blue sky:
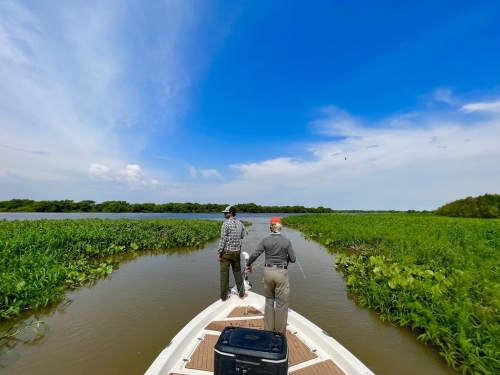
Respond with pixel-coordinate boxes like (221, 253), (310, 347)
(1, 0), (499, 210)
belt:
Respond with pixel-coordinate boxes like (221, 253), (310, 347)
(265, 264), (287, 269)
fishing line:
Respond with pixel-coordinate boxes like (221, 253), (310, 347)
(284, 227), (306, 280)
(236, 259), (265, 298)
(251, 260), (265, 268)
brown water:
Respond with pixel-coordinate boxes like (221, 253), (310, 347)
(0, 216), (460, 375)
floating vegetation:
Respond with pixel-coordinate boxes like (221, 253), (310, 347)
(283, 214), (500, 375)
(0, 218), (222, 320)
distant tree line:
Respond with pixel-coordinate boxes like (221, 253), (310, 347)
(434, 194), (500, 218)
(0, 199), (434, 214)
(0, 199), (337, 213)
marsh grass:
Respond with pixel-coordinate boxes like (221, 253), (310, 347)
(283, 214), (500, 375)
(0, 218), (222, 320)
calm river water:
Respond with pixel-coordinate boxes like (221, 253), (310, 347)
(0, 213), (459, 374)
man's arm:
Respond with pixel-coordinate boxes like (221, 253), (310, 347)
(240, 221), (245, 239)
(217, 222), (228, 253)
(245, 238), (265, 273)
(246, 238), (266, 266)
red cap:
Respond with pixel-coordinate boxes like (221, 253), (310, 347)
(270, 217), (282, 223)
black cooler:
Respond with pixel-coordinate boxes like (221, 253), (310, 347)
(214, 326), (288, 375)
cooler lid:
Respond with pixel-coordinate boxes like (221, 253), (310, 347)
(214, 327), (287, 361)
(229, 328), (276, 351)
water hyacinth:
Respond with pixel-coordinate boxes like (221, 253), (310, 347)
(0, 218), (222, 320)
(283, 214), (500, 375)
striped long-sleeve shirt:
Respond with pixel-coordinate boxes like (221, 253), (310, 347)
(217, 217), (245, 253)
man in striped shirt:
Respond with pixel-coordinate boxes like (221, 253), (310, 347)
(217, 205), (246, 301)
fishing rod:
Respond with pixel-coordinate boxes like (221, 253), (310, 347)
(284, 227), (306, 280)
(234, 252), (252, 298)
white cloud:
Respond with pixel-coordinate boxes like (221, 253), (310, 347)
(311, 106), (361, 137)
(201, 169), (224, 180)
(163, 99), (500, 210)
(432, 87), (457, 105)
(0, 1), (498, 209)
(89, 163), (112, 181)
(118, 165), (145, 185)
(0, 0), (202, 187)
(461, 100), (500, 113)
(0, 1), (133, 181)
(189, 166), (197, 179)
(89, 163), (159, 188)
(188, 166), (224, 180)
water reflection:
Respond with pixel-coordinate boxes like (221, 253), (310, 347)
(0, 345), (19, 368)
(0, 320), (49, 368)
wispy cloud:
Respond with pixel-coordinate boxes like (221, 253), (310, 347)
(0, 0), (203, 186)
(2, 144), (50, 156)
(461, 100), (500, 114)
(312, 106), (362, 137)
(432, 87), (457, 105)
(1, 1), (498, 210)
(0, 1), (132, 182)
(189, 166), (224, 180)
(170, 97), (500, 209)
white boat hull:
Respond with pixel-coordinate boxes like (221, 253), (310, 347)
(145, 291), (374, 375)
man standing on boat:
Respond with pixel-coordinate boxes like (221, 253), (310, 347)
(217, 205), (247, 301)
(245, 217), (296, 333)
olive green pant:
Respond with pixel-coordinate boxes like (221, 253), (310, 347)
(263, 267), (290, 333)
(220, 250), (244, 300)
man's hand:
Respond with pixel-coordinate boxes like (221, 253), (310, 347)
(245, 265), (252, 273)
(217, 253), (222, 261)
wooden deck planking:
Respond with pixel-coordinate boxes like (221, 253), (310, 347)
(227, 306), (263, 318)
(185, 334), (218, 372)
(286, 331), (318, 366)
(185, 330), (318, 372)
(290, 359), (346, 375)
(205, 318), (265, 332)
(180, 307), (341, 375)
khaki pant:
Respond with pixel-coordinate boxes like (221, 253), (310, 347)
(220, 250), (244, 300)
(263, 267), (290, 333)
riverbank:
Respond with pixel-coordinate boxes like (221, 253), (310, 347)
(0, 218), (222, 319)
(283, 214), (500, 374)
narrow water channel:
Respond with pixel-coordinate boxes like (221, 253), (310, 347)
(0, 214), (460, 374)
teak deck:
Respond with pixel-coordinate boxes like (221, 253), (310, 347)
(170, 306), (345, 375)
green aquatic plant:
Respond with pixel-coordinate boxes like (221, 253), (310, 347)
(283, 214), (500, 375)
(0, 218), (222, 320)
